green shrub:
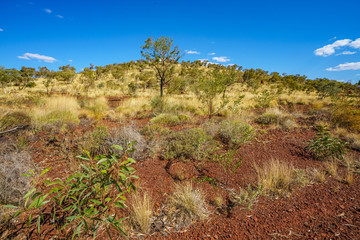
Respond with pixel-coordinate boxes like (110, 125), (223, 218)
(305, 125), (349, 160)
(150, 96), (168, 114)
(140, 124), (171, 141)
(217, 120), (255, 147)
(0, 111), (31, 131)
(162, 128), (212, 160)
(254, 113), (278, 125)
(254, 89), (276, 108)
(80, 125), (109, 156)
(7, 145), (137, 239)
(150, 113), (190, 125)
(208, 149), (242, 184)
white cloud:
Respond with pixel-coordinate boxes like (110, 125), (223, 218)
(17, 53), (57, 63)
(0, 28), (3, 32)
(56, 15), (63, 19)
(338, 51), (357, 55)
(315, 38), (360, 57)
(68, 60), (73, 62)
(185, 50), (200, 54)
(349, 38), (360, 49)
(326, 62), (360, 71)
(44, 9), (52, 13)
(212, 56), (230, 63)
(314, 39), (352, 57)
(208, 53), (216, 55)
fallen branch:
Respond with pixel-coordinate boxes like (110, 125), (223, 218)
(0, 126), (27, 135)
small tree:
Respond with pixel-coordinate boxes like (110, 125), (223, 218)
(37, 67), (56, 95)
(194, 67), (229, 118)
(17, 66), (36, 90)
(140, 36), (182, 97)
(56, 65), (76, 84)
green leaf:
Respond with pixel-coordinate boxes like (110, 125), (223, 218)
(3, 205), (19, 208)
(39, 167), (51, 177)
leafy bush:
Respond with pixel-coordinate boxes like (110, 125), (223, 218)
(0, 152), (32, 205)
(140, 124), (171, 141)
(217, 120), (255, 147)
(162, 128), (212, 160)
(8, 145), (138, 239)
(0, 111), (31, 131)
(305, 125), (349, 160)
(150, 113), (190, 125)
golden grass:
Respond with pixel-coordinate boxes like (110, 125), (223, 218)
(168, 182), (209, 228)
(255, 159), (295, 197)
(312, 168), (326, 183)
(333, 127), (360, 150)
(325, 160), (338, 177)
(32, 96), (80, 127)
(129, 191), (153, 234)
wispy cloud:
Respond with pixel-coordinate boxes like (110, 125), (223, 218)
(44, 9), (52, 13)
(329, 36), (337, 41)
(326, 61), (360, 71)
(337, 51), (357, 55)
(315, 38), (360, 57)
(208, 53), (216, 55)
(314, 39), (352, 57)
(0, 28), (3, 32)
(212, 56), (230, 63)
(18, 53), (57, 63)
(56, 15), (63, 19)
(68, 60), (73, 62)
(185, 50), (200, 54)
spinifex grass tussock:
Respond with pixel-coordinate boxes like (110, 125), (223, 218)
(32, 96), (80, 130)
(129, 191), (153, 234)
(255, 159), (298, 197)
(167, 182), (209, 229)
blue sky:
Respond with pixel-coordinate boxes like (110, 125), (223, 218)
(0, 0), (359, 83)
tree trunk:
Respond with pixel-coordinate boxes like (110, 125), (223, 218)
(160, 78), (164, 97)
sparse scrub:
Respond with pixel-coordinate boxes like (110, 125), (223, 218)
(167, 182), (209, 229)
(208, 149), (242, 184)
(162, 128), (212, 160)
(255, 108), (296, 128)
(150, 113), (190, 125)
(331, 99), (360, 132)
(129, 192), (153, 234)
(217, 120), (255, 147)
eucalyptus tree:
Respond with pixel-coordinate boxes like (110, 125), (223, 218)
(56, 65), (76, 84)
(37, 67), (56, 95)
(18, 66), (36, 90)
(141, 36), (182, 97)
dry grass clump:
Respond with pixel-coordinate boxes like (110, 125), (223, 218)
(230, 185), (259, 210)
(79, 125), (109, 156)
(333, 127), (360, 150)
(311, 168), (327, 183)
(33, 96), (80, 129)
(116, 96), (151, 119)
(255, 160), (296, 197)
(0, 152), (33, 205)
(342, 154), (360, 174)
(129, 192), (153, 234)
(325, 160), (338, 177)
(85, 96), (109, 120)
(167, 182), (209, 229)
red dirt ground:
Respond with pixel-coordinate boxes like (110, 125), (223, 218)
(1, 113), (359, 239)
